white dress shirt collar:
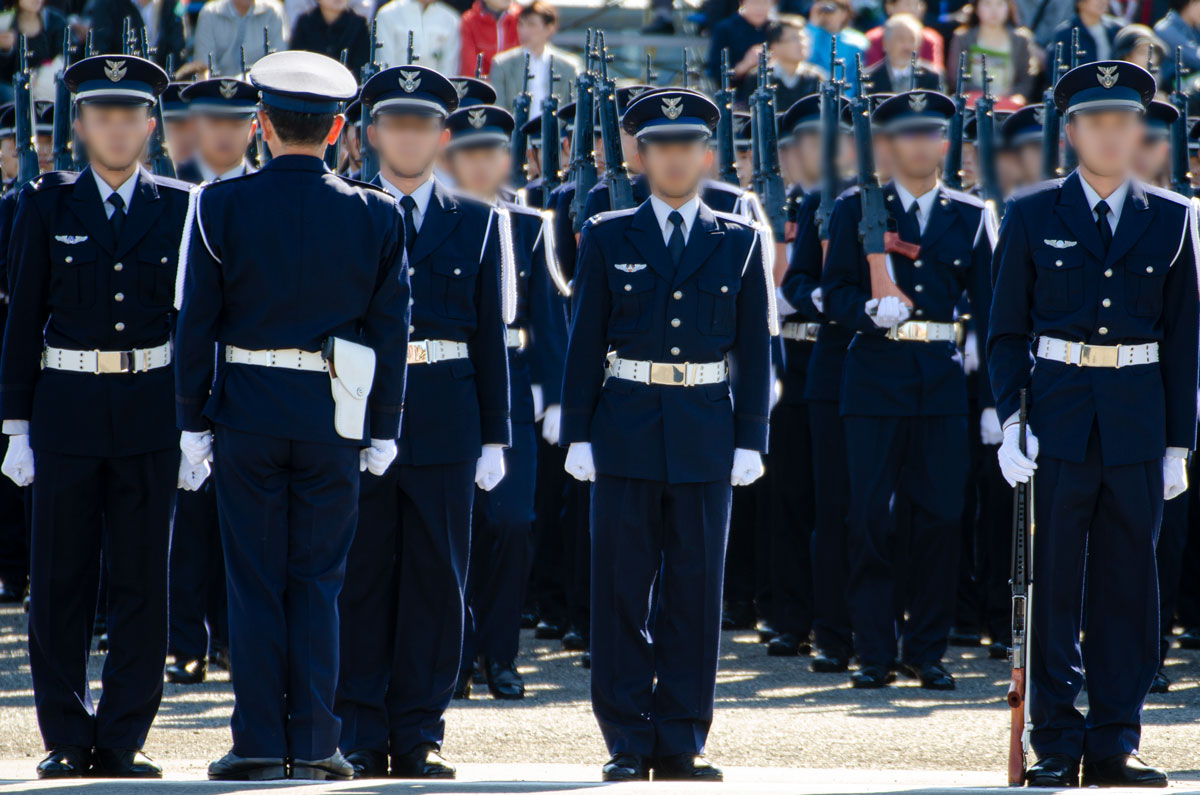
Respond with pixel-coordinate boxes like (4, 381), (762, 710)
(649, 194), (701, 245)
(92, 168), (141, 219)
(1077, 173), (1129, 232)
(894, 180), (941, 234)
(199, 159), (248, 183)
(379, 173), (437, 229)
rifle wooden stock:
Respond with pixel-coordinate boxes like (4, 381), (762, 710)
(1008, 669), (1026, 786)
(867, 252), (913, 305)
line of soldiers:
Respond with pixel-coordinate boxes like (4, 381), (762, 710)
(0, 16), (1197, 791)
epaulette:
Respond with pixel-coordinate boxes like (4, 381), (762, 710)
(504, 200), (543, 221)
(703, 178), (744, 198)
(334, 173), (392, 196)
(711, 209), (756, 231)
(939, 187), (984, 209)
(583, 207), (637, 229)
(201, 168), (261, 193)
(151, 174), (196, 194)
(28, 171), (80, 191)
(837, 184), (862, 201)
(1144, 183), (1193, 209)
(1008, 177), (1066, 203)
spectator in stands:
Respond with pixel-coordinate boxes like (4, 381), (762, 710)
(81, 0), (184, 65)
(1013, 0), (1072, 47)
(865, 0), (944, 68)
(947, 0), (1038, 102)
(189, 0), (287, 76)
(1155, 0), (1200, 81)
(706, 0), (774, 100)
(459, 0), (518, 76)
(282, 0), (369, 30)
(0, 0), (67, 102)
(1112, 23), (1165, 71)
(375, 0), (461, 77)
(739, 17), (826, 108)
(1050, 0), (1121, 65)
(490, 1), (578, 110)
(288, 0), (369, 74)
(862, 13), (942, 91)
(806, 0), (868, 93)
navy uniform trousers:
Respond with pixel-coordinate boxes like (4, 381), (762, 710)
(168, 480), (227, 660)
(1030, 428), (1162, 760)
(808, 399), (854, 660)
(337, 459), (476, 756)
(590, 475), (732, 757)
(29, 448), (175, 749)
(214, 426), (359, 760)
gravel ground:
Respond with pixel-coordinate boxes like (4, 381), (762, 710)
(1, 603), (1199, 788)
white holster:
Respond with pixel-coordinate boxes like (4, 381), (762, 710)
(326, 337), (376, 440)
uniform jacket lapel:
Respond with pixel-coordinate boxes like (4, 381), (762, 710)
(918, 188), (956, 250)
(625, 201), (674, 283)
(410, 180), (462, 264)
(672, 202), (724, 288)
(1106, 180), (1154, 267)
(69, 167), (117, 254)
(1054, 171), (1106, 262)
(113, 168), (163, 261)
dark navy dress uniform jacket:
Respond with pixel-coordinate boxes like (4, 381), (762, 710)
(560, 200), (773, 484)
(823, 182), (995, 417)
(0, 167), (191, 457)
(174, 155), (410, 446)
(987, 172), (1200, 466)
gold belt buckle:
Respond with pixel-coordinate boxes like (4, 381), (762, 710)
(900, 322), (928, 342)
(650, 362), (689, 386)
(1079, 343), (1119, 368)
(407, 341), (429, 364)
(95, 350), (130, 374)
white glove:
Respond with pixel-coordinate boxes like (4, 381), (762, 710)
(542, 404), (561, 445)
(564, 441), (596, 482)
(731, 448), (765, 487)
(811, 286), (824, 314)
(178, 457), (211, 491)
(180, 430), (213, 466)
(866, 296), (911, 329)
(1, 434), (34, 487)
(963, 330), (979, 374)
(1165, 449), (1189, 501)
(997, 416), (1039, 487)
(475, 443), (506, 491)
(531, 384), (545, 420)
(980, 407), (1002, 446)
(360, 438), (398, 476)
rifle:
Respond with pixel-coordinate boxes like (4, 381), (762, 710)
(85, 28), (95, 57)
(1171, 47), (1193, 197)
(407, 29), (417, 65)
(1007, 388), (1034, 786)
(816, 39), (843, 241)
(681, 49), (696, 90)
(141, 34), (176, 177)
(943, 52), (967, 190)
(749, 48), (786, 241)
(1041, 43), (1063, 179)
(475, 52), (484, 79)
(13, 36), (39, 189)
(644, 53), (657, 86)
(258, 29), (274, 164)
(325, 48), (350, 171)
(1063, 29), (1081, 172)
(851, 55), (913, 305)
(52, 28), (74, 172)
(122, 17), (133, 54)
(539, 55), (562, 195)
(715, 48), (738, 185)
(909, 51), (919, 91)
(568, 31), (599, 232)
(975, 55), (1000, 209)
(595, 33), (635, 210)
(359, 21), (382, 181)
(510, 52), (533, 188)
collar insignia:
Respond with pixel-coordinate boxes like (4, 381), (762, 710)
(1044, 239), (1077, 248)
(1097, 65), (1119, 89)
(468, 109), (487, 129)
(908, 93), (927, 112)
(661, 96), (683, 120)
(104, 59), (127, 83)
(54, 234), (88, 244)
(614, 263), (647, 272)
(218, 80), (239, 99)
(399, 70), (422, 93)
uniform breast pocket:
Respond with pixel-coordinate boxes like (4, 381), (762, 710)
(697, 276), (739, 336)
(608, 274), (655, 333)
(1124, 261), (1168, 318)
(138, 251), (176, 308)
(49, 240), (97, 309)
(431, 258), (478, 321)
(1033, 248), (1084, 313)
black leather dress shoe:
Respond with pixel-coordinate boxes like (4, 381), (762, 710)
(0, 581), (25, 603)
(851, 666), (896, 688)
(989, 642), (1011, 660)
(208, 751), (286, 780)
(36, 746), (89, 779)
(902, 662), (955, 690)
(812, 654), (850, 673)
(1179, 627), (1200, 649)
(653, 754), (723, 781)
(767, 632), (811, 657)
(391, 744), (455, 779)
(1025, 753), (1079, 787)
(165, 656), (207, 684)
(721, 601), (756, 630)
(293, 750), (354, 780)
(947, 627), (982, 647)
(345, 748), (388, 778)
(486, 659), (525, 700)
(757, 621), (779, 644)
(534, 620), (564, 640)
(561, 628), (587, 651)
(1149, 667), (1171, 694)
(90, 749), (162, 778)
(602, 753), (649, 781)
(1082, 753), (1168, 788)
(208, 645), (231, 672)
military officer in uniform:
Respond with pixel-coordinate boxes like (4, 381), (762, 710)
(174, 51), (410, 781)
(989, 61), (1198, 788)
(560, 88), (773, 782)
(822, 89), (997, 691)
(175, 78), (259, 185)
(335, 63), (510, 780)
(0, 54), (190, 779)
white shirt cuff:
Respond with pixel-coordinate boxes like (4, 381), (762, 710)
(3, 420), (29, 435)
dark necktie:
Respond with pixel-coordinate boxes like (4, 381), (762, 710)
(108, 193), (126, 239)
(400, 195), (418, 255)
(667, 210), (685, 266)
(1094, 200), (1113, 250)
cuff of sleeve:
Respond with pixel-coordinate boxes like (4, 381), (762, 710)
(480, 413), (511, 448)
(369, 409), (401, 442)
(775, 288), (798, 318)
(560, 410), (591, 446)
(734, 415), (769, 453)
(2, 419), (29, 435)
(1167, 446), (1189, 459)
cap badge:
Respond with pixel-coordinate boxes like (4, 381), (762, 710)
(219, 80), (239, 99)
(908, 93), (927, 112)
(1097, 64), (1118, 89)
(104, 59), (127, 83)
(468, 108), (486, 129)
(453, 80), (468, 99)
(1033, 106), (1044, 124)
(627, 86), (646, 100)
(399, 70), (422, 93)
(662, 96), (683, 120)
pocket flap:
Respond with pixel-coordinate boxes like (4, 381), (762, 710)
(433, 258), (477, 278)
(1033, 247), (1083, 270)
(698, 275), (738, 295)
(51, 239), (97, 266)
